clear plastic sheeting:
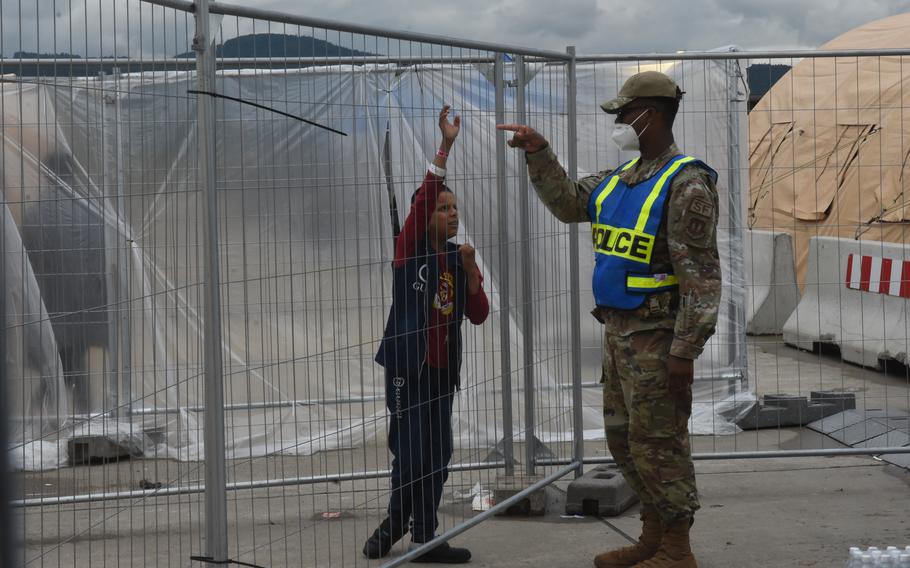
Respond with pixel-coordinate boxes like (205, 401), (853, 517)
(2, 190), (69, 456)
(2, 57), (750, 471)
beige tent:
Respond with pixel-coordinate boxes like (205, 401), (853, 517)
(749, 13), (910, 283)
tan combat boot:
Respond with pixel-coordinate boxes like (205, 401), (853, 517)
(593, 505), (662, 568)
(632, 517), (697, 568)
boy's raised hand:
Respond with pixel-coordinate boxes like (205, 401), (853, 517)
(439, 105), (461, 144)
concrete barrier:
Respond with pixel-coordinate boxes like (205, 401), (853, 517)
(783, 236), (910, 369)
(744, 230), (800, 335)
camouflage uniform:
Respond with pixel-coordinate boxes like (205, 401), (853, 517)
(525, 142), (721, 523)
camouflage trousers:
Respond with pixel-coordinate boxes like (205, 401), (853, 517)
(601, 327), (699, 523)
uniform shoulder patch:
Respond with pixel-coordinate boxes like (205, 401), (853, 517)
(688, 197), (714, 219)
(685, 215), (709, 241)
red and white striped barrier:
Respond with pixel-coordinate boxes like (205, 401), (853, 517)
(845, 254), (910, 298)
(784, 237), (910, 369)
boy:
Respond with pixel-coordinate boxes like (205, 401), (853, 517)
(365, 105), (489, 563)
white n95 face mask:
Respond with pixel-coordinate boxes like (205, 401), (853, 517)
(611, 109), (651, 152)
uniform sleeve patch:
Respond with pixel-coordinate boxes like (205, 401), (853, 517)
(685, 216), (708, 241)
(688, 197), (714, 218)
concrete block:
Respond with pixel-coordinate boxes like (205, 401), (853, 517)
(737, 391), (856, 430)
(783, 236), (910, 369)
(745, 230), (800, 335)
(493, 475), (547, 517)
(565, 465), (638, 517)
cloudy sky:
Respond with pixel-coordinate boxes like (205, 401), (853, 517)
(260, 0), (910, 53)
(3, 0), (910, 57)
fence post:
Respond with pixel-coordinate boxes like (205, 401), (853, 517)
(725, 55), (748, 392)
(113, 68), (132, 417)
(494, 53), (515, 476)
(566, 46), (584, 479)
(514, 55), (537, 476)
(0, 189), (17, 568)
(194, 0), (229, 561)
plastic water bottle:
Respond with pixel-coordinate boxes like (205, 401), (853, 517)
(845, 547), (862, 567)
(899, 553), (910, 568)
(862, 554), (875, 567)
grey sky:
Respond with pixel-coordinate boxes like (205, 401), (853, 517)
(2, 0), (909, 57)
(263, 0), (910, 53)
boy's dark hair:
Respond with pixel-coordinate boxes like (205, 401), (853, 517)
(410, 184), (453, 205)
(638, 95), (681, 126)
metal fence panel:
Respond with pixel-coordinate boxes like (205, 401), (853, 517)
(3, 0), (910, 566)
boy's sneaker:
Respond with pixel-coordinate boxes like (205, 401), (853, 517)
(410, 541), (472, 564)
(362, 518), (407, 559)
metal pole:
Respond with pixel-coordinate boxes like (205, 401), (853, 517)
(494, 54), (515, 476)
(137, 0), (573, 60)
(726, 57), (749, 391)
(515, 55), (536, 476)
(0, 194), (19, 567)
(194, 0), (229, 562)
(382, 462), (581, 568)
(566, 46), (584, 479)
(113, 68), (132, 417)
(540, 446), (910, 464)
(12, 460), (511, 508)
(100, 71), (121, 417)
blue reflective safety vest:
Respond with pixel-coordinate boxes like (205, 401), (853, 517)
(587, 155), (717, 310)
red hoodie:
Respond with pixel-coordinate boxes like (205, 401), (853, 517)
(394, 171), (490, 369)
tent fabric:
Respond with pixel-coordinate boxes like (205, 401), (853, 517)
(2, 58), (749, 471)
(749, 13), (910, 283)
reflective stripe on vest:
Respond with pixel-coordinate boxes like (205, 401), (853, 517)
(626, 273), (679, 293)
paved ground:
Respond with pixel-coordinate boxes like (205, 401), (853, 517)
(12, 338), (910, 567)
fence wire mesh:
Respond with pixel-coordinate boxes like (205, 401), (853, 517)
(1, 1), (909, 567)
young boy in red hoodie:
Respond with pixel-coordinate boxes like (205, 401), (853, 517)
(366, 106), (489, 563)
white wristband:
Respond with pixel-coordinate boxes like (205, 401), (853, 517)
(427, 161), (446, 178)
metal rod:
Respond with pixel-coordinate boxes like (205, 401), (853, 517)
(566, 45), (584, 479)
(515, 55), (536, 477)
(12, 461), (510, 508)
(135, 0), (572, 60)
(0, 180), (18, 568)
(0, 55), (500, 74)
(381, 462), (582, 568)
(575, 48), (910, 61)
(113, 69), (132, 417)
(8, 44), (910, 75)
(725, 58), (748, 393)
(10, 49), (910, 76)
(101, 71), (122, 418)
(195, 0), (229, 561)
(538, 446), (910, 466)
(494, 54), (515, 476)
(129, 395), (386, 415)
(13, 444), (910, 509)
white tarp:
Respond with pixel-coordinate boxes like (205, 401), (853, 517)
(2, 57), (749, 470)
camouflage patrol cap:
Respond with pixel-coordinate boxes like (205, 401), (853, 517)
(600, 71), (683, 113)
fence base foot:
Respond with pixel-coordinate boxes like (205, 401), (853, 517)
(565, 464), (638, 517)
(493, 474), (547, 516)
